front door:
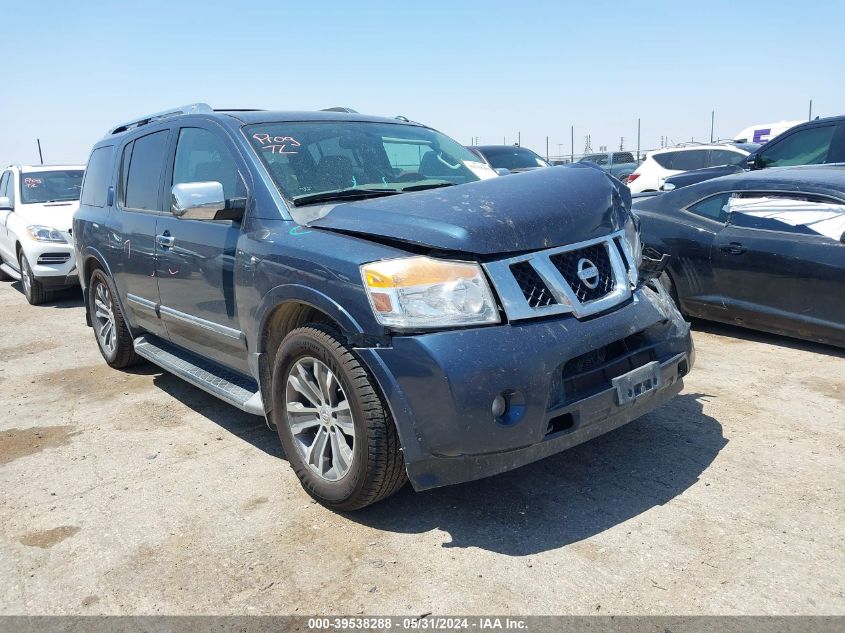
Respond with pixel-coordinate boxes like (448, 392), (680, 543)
(712, 194), (845, 339)
(154, 124), (251, 373)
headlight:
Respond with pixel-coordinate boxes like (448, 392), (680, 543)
(26, 225), (67, 243)
(622, 214), (642, 285)
(361, 256), (500, 329)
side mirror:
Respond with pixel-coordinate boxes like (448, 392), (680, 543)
(171, 182), (227, 220)
(494, 168), (511, 176)
(661, 182), (676, 192)
(746, 154), (761, 170)
(0, 196), (11, 211)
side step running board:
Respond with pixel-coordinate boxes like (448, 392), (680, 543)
(0, 262), (21, 281)
(133, 335), (265, 416)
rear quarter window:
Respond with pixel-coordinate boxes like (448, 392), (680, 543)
(80, 146), (114, 208)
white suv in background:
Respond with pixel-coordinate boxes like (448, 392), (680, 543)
(626, 145), (750, 193)
(0, 164), (86, 304)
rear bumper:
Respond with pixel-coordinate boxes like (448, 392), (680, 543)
(357, 284), (693, 491)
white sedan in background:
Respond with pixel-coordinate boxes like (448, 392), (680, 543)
(626, 144), (749, 193)
(0, 164), (85, 304)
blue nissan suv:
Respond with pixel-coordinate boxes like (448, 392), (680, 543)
(73, 104), (694, 510)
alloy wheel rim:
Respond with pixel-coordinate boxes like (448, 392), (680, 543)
(93, 281), (117, 356)
(285, 356), (355, 481)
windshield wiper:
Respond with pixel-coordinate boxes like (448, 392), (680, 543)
(401, 182), (456, 192)
(292, 188), (401, 207)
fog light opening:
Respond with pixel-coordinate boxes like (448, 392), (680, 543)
(494, 390), (526, 427)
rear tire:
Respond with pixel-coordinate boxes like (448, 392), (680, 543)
(271, 324), (407, 511)
(19, 253), (51, 305)
(88, 268), (141, 368)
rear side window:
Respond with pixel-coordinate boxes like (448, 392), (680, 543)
(758, 125), (836, 167)
(124, 130), (170, 211)
(708, 150), (745, 167)
(80, 146), (114, 207)
(613, 152), (635, 164)
(653, 150), (708, 170)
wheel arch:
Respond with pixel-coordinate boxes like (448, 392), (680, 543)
(79, 247), (116, 327)
(252, 285), (367, 417)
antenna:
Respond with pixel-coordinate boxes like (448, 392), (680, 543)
(36, 139), (44, 165)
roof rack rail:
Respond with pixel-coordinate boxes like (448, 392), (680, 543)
(108, 103), (213, 135)
(321, 107), (359, 113)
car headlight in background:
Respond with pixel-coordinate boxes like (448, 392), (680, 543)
(26, 225), (67, 243)
(622, 214), (642, 285)
(361, 256), (500, 329)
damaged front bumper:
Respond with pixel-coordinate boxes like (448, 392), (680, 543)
(357, 283), (693, 491)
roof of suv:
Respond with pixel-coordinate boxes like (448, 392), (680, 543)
(649, 144), (748, 156)
(104, 104), (425, 140)
(7, 164), (85, 172)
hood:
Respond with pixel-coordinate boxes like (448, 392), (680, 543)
(18, 201), (79, 233)
(304, 165), (631, 255)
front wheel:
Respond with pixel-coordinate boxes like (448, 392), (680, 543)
(271, 324), (407, 510)
(88, 269), (141, 368)
(19, 252), (51, 305)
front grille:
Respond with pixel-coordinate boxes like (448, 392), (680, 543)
(549, 243), (615, 302)
(37, 253), (71, 265)
(483, 231), (634, 321)
(510, 261), (556, 308)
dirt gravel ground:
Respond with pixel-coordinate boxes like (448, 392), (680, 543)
(0, 280), (842, 616)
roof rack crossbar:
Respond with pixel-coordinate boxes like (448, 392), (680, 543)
(108, 103), (213, 134)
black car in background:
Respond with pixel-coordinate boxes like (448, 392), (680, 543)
(467, 145), (550, 173)
(633, 166), (845, 348)
(662, 115), (845, 191)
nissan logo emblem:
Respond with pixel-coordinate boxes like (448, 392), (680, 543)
(576, 258), (600, 289)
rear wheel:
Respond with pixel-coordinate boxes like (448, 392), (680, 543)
(271, 324), (407, 510)
(88, 269), (141, 368)
(19, 253), (51, 305)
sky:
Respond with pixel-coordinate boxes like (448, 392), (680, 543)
(2, 1), (843, 167)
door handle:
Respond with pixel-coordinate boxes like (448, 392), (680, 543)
(720, 242), (745, 254)
(156, 233), (175, 248)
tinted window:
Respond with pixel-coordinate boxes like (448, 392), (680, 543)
(172, 128), (246, 201)
(687, 193), (731, 222)
(80, 146), (114, 207)
(478, 147), (548, 170)
(612, 152), (635, 164)
(758, 125), (836, 167)
(0, 171), (8, 198)
(652, 150), (708, 170)
(124, 130), (169, 211)
(708, 150), (746, 167)
(669, 150), (708, 171)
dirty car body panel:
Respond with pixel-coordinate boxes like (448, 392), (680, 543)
(74, 107), (693, 498)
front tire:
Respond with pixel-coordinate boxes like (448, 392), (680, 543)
(271, 324), (407, 511)
(88, 269), (141, 368)
(19, 253), (51, 305)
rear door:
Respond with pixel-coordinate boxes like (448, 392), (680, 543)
(711, 194), (845, 340)
(112, 128), (172, 338)
(154, 123), (251, 373)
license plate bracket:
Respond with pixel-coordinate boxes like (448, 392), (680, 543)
(612, 361), (661, 405)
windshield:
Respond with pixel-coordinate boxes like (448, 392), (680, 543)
(245, 121), (490, 204)
(480, 147), (549, 170)
(20, 170), (84, 204)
